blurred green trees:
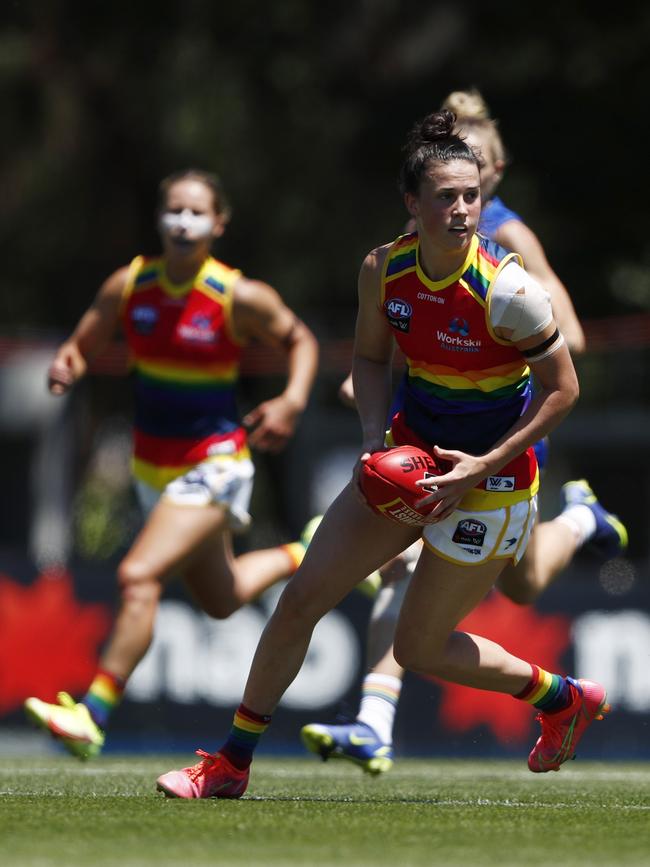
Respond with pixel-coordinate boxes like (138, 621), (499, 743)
(2, 1), (650, 334)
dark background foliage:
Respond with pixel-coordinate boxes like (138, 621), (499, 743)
(3, 0), (650, 337)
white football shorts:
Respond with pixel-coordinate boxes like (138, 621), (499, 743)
(134, 456), (255, 532)
(422, 496), (537, 566)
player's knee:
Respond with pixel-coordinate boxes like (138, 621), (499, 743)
(117, 557), (162, 607)
(200, 595), (240, 620)
(274, 579), (320, 631)
(393, 627), (452, 675)
(393, 637), (429, 674)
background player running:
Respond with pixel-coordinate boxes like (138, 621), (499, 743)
(25, 169), (319, 759)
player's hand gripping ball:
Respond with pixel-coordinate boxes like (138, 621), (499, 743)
(360, 445), (442, 526)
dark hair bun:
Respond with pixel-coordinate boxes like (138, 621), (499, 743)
(406, 109), (456, 151)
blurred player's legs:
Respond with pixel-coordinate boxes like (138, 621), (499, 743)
(558, 479), (628, 559)
(24, 487), (308, 759)
(300, 721), (394, 775)
(24, 692), (105, 760)
(497, 477), (628, 604)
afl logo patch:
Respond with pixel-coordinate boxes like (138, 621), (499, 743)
(131, 305), (159, 335)
(385, 298), (412, 333)
(453, 518), (487, 548)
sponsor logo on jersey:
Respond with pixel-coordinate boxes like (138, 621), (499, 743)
(178, 313), (218, 343)
(417, 291), (445, 304)
(486, 475), (515, 491)
(385, 298), (412, 333)
(131, 305), (159, 335)
(450, 317), (470, 337)
(437, 317), (481, 352)
(453, 518), (487, 547)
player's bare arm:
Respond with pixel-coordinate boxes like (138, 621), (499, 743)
(232, 277), (318, 452)
(417, 320), (578, 522)
(353, 246), (395, 455)
(48, 266), (129, 395)
(497, 220), (586, 354)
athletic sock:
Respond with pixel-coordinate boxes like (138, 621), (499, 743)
(356, 673), (402, 744)
(556, 504), (597, 546)
(81, 669), (125, 729)
(220, 704), (272, 770)
(514, 664), (573, 713)
(281, 541), (306, 574)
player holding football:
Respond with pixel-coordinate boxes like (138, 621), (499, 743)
(24, 169), (318, 759)
(156, 110), (608, 799)
(301, 89), (627, 775)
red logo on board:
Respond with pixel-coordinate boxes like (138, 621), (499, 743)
(0, 571), (112, 715)
(434, 591), (572, 744)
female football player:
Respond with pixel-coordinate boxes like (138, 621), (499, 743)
(24, 169), (319, 759)
(156, 112), (607, 799)
(300, 91), (627, 775)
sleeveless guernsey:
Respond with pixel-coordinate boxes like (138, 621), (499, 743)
(381, 232), (538, 509)
(120, 255), (249, 490)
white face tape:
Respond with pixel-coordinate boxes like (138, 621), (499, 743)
(159, 209), (214, 241)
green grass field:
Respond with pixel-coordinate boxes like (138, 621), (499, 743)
(1, 756), (648, 866)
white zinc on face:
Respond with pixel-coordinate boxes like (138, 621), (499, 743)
(159, 209), (215, 241)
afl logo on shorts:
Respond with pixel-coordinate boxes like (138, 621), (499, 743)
(453, 518), (487, 548)
(131, 305), (159, 335)
(385, 298), (412, 333)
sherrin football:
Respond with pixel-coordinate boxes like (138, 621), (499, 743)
(360, 445), (442, 526)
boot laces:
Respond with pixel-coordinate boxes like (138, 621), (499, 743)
(187, 748), (218, 782)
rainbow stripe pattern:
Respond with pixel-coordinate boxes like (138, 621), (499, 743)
(406, 356), (530, 413)
(120, 256), (248, 489)
(361, 674), (401, 709)
(516, 664), (571, 712)
(385, 235), (418, 278)
(221, 704), (272, 769)
(382, 233), (531, 452)
(82, 669), (125, 730)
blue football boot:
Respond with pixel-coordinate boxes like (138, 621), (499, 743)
(300, 721), (393, 775)
(561, 479), (628, 559)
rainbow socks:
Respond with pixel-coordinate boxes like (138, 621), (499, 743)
(220, 704), (272, 769)
(81, 669), (125, 730)
(357, 673), (402, 744)
(515, 664), (572, 712)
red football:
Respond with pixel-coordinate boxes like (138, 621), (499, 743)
(360, 445), (442, 526)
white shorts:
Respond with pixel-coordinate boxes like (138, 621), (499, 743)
(422, 497), (537, 566)
(134, 457), (255, 532)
